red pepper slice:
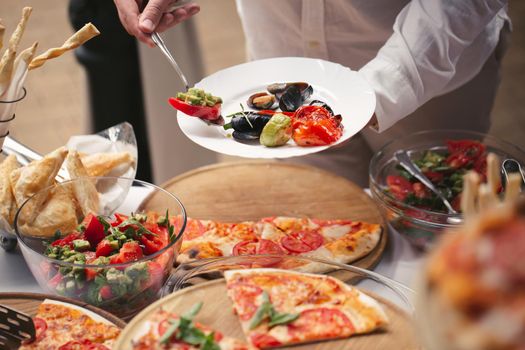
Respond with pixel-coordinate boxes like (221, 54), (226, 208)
(168, 97), (221, 121)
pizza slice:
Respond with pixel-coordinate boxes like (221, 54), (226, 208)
(19, 299), (120, 350)
(224, 268), (388, 349)
(132, 303), (255, 350)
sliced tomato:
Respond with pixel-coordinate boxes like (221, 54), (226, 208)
(446, 139), (485, 158)
(281, 231), (324, 253)
(51, 232), (81, 248)
(257, 239), (284, 255)
(58, 340), (109, 350)
(82, 214), (106, 247)
(109, 242), (144, 264)
(288, 308), (355, 340)
(386, 175), (413, 201)
(250, 333), (282, 348)
(228, 282), (263, 321)
(233, 240), (258, 255)
(183, 218), (207, 240)
(168, 97), (222, 121)
(33, 317), (47, 342)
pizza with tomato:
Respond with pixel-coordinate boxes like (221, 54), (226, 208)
(176, 216), (381, 272)
(224, 268), (388, 348)
(19, 299), (120, 350)
(421, 199), (525, 350)
(132, 303), (254, 350)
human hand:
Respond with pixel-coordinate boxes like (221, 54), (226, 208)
(114, 0), (200, 47)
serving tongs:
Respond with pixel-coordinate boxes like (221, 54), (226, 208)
(501, 158), (525, 190)
(394, 150), (463, 224)
(0, 304), (35, 349)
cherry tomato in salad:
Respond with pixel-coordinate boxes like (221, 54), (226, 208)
(412, 182), (429, 199)
(99, 285), (113, 300)
(386, 175), (413, 201)
(109, 241), (144, 264)
(423, 171), (444, 183)
(168, 97), (221, 121)
(95, 239), (114, 257)
(111, 213), (129, 227)
(445, 139), (486, 169)
(51, 232), (81, 248)
(82, 214), (106, 247)
(140, 223), (169, 255)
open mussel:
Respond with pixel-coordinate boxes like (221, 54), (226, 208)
(279, 84), (313, 112)
(247, 92), (276, 110)
(267, 82), (310, 96)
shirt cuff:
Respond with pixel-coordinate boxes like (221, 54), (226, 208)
(358, 57), (419, 133)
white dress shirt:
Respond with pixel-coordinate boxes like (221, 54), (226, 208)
(235, 0), (509, 132)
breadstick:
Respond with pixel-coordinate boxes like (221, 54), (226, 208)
(0, 7), (32, 95)
(461, 171), (480, 217)
(14, 42), (38, 70)
(478, 183), (498, 211)
(504, 173), (522, 203)
(0, 23), (5, 52)
(29, 23), (100, 70)
(486, 153), (501, 194)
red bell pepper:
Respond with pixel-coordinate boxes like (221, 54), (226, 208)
(168, 97), (222, 121)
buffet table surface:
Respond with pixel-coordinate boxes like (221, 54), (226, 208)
(0, 187), (425, 294)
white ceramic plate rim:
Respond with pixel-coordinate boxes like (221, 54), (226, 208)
(177, 57), (376, 159)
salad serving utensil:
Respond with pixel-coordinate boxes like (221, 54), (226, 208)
(0, 304), (35, 349)
(394, 150), (463, 224)
(501, 158), (525, 190)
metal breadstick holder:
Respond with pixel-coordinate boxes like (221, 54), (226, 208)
(0, 88), (27, 153)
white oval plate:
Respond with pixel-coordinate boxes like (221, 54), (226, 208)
(177, 57), (376, 159)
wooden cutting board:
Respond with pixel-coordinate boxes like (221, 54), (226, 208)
(0, 292), (126, 328)
(114, 279), (419, 349)
(141, 161), (387, 270)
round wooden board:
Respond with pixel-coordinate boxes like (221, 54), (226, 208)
(0, 292), (126, 328)
(141, 161), (387, 270)
(115, 279), (419, 349)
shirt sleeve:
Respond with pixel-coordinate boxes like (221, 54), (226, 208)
(358, 0), (508, 132)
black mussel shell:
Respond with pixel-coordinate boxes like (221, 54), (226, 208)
(233, 130), (261, 143)
(309, 100), (334, 115)
(229, 113), (272, 133)
(247, 92), (276, 110)
(267, 82), (310, 96)
(279, 84), (313, 112)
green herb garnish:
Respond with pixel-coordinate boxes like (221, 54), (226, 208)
(249, 291), (299, 330)
(158, 302), (219, 348)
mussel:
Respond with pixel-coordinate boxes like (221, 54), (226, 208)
(224, 112), (272, 142)
(279, 84), (313, 112)
(247, 92), (276, 110)
(267, 82), (311, 97)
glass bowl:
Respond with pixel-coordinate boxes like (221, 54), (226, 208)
(369, 129), (525, 249)
(14, 177), (186, 320)
(113, 255), (418, 349)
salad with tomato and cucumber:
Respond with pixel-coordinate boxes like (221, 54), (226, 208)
(386, 139), (488, 213)
(41, 211), (178, 315)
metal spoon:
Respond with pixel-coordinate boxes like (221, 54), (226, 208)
(394, 150), (460, 217)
